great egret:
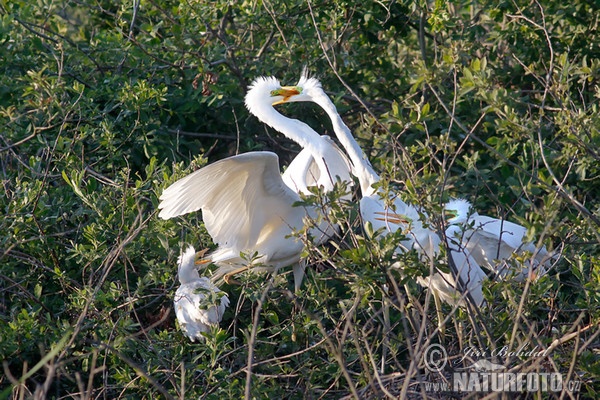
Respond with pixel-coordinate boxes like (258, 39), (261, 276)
(278, 75), (486, 307)
(174, 245), (229, 341)
(444, 198), (554, 280)
(158, 76), (352, 289)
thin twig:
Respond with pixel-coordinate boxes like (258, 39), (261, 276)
(244, 275), (275, 399)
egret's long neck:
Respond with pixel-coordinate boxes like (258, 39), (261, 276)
(178, 249), (200, 284)
(311, 91), (379, 195)
(251, 103), (330, 171)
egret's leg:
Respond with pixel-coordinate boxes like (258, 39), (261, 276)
(292, 262), (306, 293)
(223, 265), (251, 285)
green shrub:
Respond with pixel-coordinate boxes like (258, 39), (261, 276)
(1, 0), (598, 398)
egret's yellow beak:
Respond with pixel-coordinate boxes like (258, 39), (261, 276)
(444, 209), (458, 221)
(270, 86), (302, 105)
(194, 248), (210, 265)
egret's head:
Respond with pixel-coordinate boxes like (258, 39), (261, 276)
(177, 245), (200, 284)
(273, 73), (324, 105)
(245, 74), (323, 110)
(245, 76), (282, 114)
(444, 198), (472, 224)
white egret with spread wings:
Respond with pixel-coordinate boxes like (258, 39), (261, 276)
(158, 77), (352, 289)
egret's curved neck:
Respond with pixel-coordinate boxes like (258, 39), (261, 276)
(251, 102), (329, 167)
(311, 91), (379, 194)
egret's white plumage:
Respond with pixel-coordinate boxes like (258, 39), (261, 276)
(444, 198), (553, 280)
(244, 76), (352, 196)
(159, 76), (352, 289)
(281, 75), (486, 307)
(281, 136), (349, 195)
(174, 246), (229, 341)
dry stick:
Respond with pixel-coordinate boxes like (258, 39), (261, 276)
(128, 0), (140, 40)
(359, 322), (396, 399)
(167, 129), (240, 141)
(387, 269), (432, 400)
(520, 309), (584, 376)
(244, 275), (275, 400)
(507, 274), (535, 359)
(562, 329), (581, 400)
(262, 0), (289, 49)
(339, 297), (378, 395)
(240, 336), (327, 371)
(577, 325), (600, 357)
(125, 308), (171, 339)
(386, 268), (423, 340)
(180, 362), (185, 400)
(548, 322), (596, 356)
(381, 285), (391, 375)
(314, 315), (361, 399)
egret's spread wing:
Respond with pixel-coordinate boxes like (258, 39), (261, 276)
(159, 152), (301, 251)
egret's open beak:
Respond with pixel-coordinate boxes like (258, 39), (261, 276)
(374, 211), (410, 225)
(271, 86), (302, 105)
(444, 209), (458, 222)
(194, 248), (210, 265)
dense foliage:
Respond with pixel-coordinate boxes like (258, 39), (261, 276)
(1, 0), (598, 398)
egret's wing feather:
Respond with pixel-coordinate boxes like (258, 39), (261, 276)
(470, 216), (527, 250)
(159, 152), (301, 252)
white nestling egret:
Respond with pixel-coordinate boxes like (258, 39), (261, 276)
(174, 246), (229, 341)
(444, 198), (554, 280)
(158, 76), (352, 289)
(276, 74), (486, 307)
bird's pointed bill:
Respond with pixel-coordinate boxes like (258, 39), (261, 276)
(271, 86), (302, 104)
(444, 209), (459, 221)
(194, 248), (210, 265)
